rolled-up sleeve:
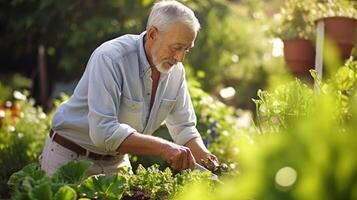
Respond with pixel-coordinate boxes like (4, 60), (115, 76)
(87, 53), (136, 152)
(165, 78), (201, 145)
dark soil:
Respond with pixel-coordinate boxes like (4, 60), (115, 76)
(121, 188), (151, 200)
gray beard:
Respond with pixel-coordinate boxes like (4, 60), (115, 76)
(155, 61), (174, 74)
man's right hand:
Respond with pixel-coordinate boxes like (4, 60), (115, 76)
(117, 132), (195, 171)
(160, 142), (196, 171)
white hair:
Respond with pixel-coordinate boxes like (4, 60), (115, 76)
(146, 0), (200, 33)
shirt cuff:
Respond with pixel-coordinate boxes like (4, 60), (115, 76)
(173, 126), (201, 146)
(104, 123), (136, 152)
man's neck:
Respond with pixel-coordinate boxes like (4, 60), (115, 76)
(150, 66), (160, 109)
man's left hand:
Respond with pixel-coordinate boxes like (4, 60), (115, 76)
(184, 137), (219, 167)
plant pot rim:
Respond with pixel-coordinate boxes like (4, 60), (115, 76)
(283, 38), (312, 43)
(315, 16), (357, 23)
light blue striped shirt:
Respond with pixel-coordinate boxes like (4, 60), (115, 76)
(52, 31), (201, 156)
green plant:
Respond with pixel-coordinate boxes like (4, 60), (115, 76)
(0, 82), (12, 102)
(273, 0), (315, 40)
(311, 0), (357, 20)
(8, 160), (128, 199)
(253, 79), (314, 132)
(0, 91), (51, 198)
(174, 62), (357, 200)
(189, 80), (251, 165)
(187, 0), (284, 109)
(8, 160), (92, 200)
(254, 60), (357, 133)
(8, 160), (215, 200)
(120, 164), (213, 200)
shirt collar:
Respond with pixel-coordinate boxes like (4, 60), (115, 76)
(138, 31), (151, 77)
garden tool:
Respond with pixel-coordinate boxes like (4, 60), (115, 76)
(194, 163), (224, 184)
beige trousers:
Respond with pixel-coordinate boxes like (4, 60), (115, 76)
(39, 136), (131, 176)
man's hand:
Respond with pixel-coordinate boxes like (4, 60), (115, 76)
(160, 142), (196, 171)
(184, 137), (219, 166)
(117, 132), (196, 171)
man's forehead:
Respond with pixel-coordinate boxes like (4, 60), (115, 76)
(173, 42), (195, 48)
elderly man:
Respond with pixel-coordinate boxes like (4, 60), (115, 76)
(40, 0), (218, 175)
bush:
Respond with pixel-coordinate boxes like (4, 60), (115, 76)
(0, 91), (51, 198)
(175, 61), (357, 200)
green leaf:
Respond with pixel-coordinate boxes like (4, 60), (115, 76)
(29, 180), (52, 200)
(51, 160), (92, 185)
(54, 185), (77, 200)
(79, 174), (127, 200)
(8, 163), (45, 187)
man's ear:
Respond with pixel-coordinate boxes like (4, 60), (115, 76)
(147, 26), (159, 41)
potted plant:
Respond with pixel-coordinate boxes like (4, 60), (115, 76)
(274, 0), (316, 75)
(313, 0), (357, 60)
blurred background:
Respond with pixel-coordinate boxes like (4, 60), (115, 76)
(0, 0), (287, 112)
(1, 0), (357, 199)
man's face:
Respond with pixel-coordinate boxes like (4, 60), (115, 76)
(151, 23), (196, 73)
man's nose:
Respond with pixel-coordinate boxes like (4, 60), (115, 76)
(173, 50), (186, 63)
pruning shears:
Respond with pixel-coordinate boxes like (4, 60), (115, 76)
(194, 163), (223, 184)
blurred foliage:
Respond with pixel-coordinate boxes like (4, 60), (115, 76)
(0, 91), (67, 198)
(0, 0), (285, 111)
(272, 0), (357, 40)
(311, 0), (357, 20)
(0, 83), (12, 101)
(0, 0), (153, 80)
(255, 59), (357, 133)
(188, 79), (253, 165)
(175, 60), (357, 200)
(271, 0), (315, 40)
(0, 74), (33, 100)
(1, 1), (357, 198)
(187, 0), (284, 109)
(0, 92), (50, 197)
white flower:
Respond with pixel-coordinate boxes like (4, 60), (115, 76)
(219, 87), (236, 100)
(8, 125), (15, 132)
(0, 110), (5, 118)
(39, 112), (47, 119)
(5, 101), (12, 108)
(231, 54), (239, 63)
(13, 91), (27, 101)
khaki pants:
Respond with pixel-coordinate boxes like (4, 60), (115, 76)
(39, 136), (131, 176)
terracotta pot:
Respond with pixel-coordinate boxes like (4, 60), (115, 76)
(283, 39), (315, 74)
(322, 16), (357, 60)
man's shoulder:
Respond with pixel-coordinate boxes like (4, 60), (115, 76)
(94, 33), (141, 60)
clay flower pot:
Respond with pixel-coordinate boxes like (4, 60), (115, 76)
(283, 39), (315, 74)
(321, 16), (357, 60)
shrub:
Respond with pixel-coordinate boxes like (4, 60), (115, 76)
(0, 91), (51, 198)
(175, 61), (357, 200)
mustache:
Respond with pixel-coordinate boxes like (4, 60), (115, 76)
(162, 59), (177, 66)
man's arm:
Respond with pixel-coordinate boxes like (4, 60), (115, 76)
(164, 69), (218, 165)
(117, 132), (196, 171)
